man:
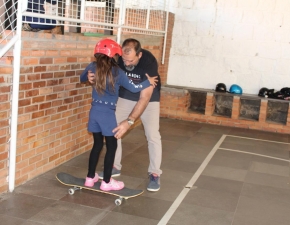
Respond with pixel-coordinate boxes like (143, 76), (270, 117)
(23, 0), (58, 32)
(94, 38), (162, 191)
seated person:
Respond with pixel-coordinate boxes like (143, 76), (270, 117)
(23, 0), (59, 32)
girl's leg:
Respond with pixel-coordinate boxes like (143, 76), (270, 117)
(100, 136), (124, 191)
(87, 132), (104, 178)
(103, 136), (118, 183)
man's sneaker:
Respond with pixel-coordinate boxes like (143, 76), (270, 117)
(98, 167), (121, 179)
(84, 174), (99, 187)
(100, 178), (124, 191)
(147, 174), (160, 192)
(22, 23), (41, 32)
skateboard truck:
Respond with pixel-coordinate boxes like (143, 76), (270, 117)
(68, 185), (124, 206)
(68, 186), (82, 195)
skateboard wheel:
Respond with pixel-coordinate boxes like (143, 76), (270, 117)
(115, 198), (123, 206)
(68, 188), (75, 195)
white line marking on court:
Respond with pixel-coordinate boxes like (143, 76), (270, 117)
(158, 134), (290, 225)
(219, 147), (290, 162)
(226, 135), (290, 145)
(157, 134), (227, 225)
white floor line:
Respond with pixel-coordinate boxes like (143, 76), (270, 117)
(226, 135), (290, 145)
(157, 134), (227, 225)
(219, 147), (290, 162)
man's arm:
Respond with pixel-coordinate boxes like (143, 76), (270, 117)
(113, 86), (154, 139)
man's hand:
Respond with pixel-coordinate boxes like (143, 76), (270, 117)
(87, 71), (96, 84)
(113, 120), (131, 139)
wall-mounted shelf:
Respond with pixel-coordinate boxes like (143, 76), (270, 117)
(266, 101), (289, 125)
(188, 90), (207, 114)
(214, 94), (233, 118)
(239, 98), (260, 121)
(183, 87), (290, 124)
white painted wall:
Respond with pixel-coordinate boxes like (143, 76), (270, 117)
(167, 0), (290, 94)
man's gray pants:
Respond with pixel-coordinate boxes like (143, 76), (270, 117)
(114, 97), (162, 176)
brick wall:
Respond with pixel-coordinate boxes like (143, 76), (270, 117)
(16, 32), (98, 184)
(0, 14), (174, 193)
(0, 32), (102, 193)
(0, 46), (13, 193)
(160, 86), (290, 133)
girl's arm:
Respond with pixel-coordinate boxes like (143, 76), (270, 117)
(118, 69), (157, 93)
(80, 63), (95, 83)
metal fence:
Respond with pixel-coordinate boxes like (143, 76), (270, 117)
(0, 0), (20, 57)
(23, 0), (168, 37)
(0, 0), (169, 58)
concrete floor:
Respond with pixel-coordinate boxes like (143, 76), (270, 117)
(0, 118), (290, 225)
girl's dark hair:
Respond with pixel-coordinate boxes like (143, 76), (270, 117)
(93, 53), (118, 95)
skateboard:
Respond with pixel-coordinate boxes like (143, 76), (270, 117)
(56, 172), (143, 206)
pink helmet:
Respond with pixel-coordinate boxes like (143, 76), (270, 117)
(94, 38), (122, 57)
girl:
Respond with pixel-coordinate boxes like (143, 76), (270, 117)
(80, 38), (157, 191)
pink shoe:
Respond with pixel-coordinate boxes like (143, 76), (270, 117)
(100, 178), (124, 191)
(84, 174), (99, 187)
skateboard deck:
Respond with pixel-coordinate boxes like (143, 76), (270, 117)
(56, 172), (143, 205)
